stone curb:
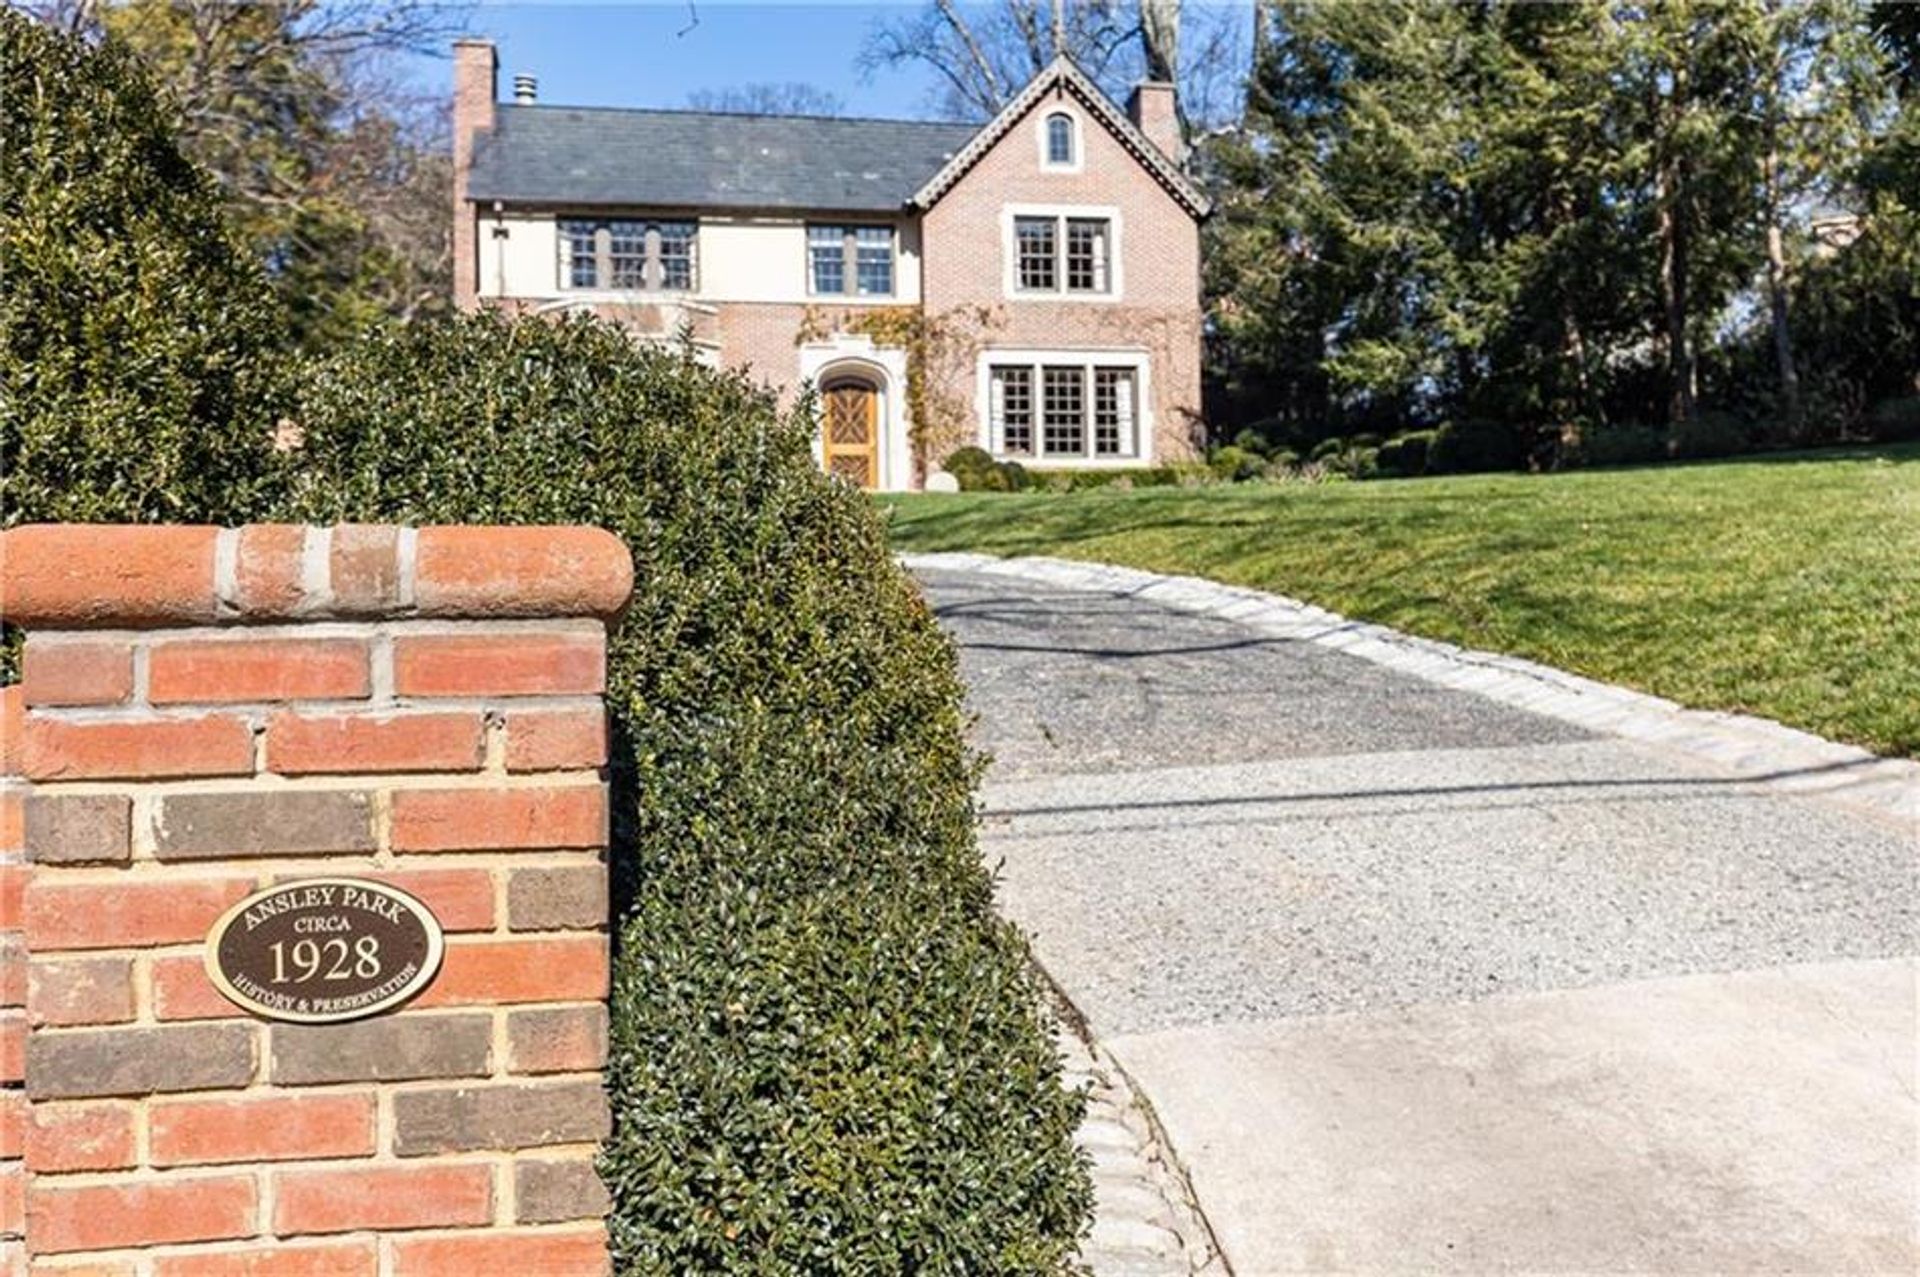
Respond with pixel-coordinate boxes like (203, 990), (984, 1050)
(1055, 1003), (1225, 1276)
(903, 552), (1918, 835)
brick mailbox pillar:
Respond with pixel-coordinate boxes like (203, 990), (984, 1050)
(0, 524), (632, 1275)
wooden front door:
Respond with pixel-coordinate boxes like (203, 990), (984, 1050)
(822, 381), (879, 489)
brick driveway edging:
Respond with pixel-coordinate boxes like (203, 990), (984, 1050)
(902, 552), (1917, 835)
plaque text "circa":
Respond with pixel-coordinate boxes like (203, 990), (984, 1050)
(204, 878), (445, 1024)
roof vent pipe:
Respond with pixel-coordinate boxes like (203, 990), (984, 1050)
(513, 73), (537, 104)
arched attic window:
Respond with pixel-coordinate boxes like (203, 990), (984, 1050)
(1045, 111), (1076, 167)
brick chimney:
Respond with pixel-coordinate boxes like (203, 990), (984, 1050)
(451, 39), (498, 311)
(1127, 81), (1182, 165)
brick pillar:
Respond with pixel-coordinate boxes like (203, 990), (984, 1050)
(0, 524), (631, 1274)
(2, 686), (25, 1268)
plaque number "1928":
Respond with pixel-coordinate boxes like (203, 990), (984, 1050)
(268, 936), (382, 984)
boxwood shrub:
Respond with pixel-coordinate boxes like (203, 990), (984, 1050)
(282, 313), (1091, 1272)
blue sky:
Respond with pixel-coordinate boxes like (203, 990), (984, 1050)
(410, 2), (1249, 122)
(415, 2), (982, 119)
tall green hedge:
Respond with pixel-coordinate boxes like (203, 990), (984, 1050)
(284, 315), (1091, 1271)
(0, 11), (288, 530)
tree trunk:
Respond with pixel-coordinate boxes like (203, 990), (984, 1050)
(1763, 140), (1801, 434)
(1141, 0), (1181, 82)
(1655, 71), (1694, 427)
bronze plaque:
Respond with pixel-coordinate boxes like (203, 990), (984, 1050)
(204, 878), (445, 1024)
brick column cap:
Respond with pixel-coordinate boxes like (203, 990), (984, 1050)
(0, 525), (633, 629)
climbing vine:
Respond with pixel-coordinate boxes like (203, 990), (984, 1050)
(797, 303), (1002, 477)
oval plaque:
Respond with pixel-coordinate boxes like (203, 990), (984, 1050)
(204, 878), (445, 1024)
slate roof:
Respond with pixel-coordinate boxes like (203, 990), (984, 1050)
(466, 104), (982, 212)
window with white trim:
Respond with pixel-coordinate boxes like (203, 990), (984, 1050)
(1045, 112), (1075, 166)
(989, 362), (1139, 460)
(1012, 214), (1109, 294)
(809, 224), (895, 296)
(558, 218), (698, 291)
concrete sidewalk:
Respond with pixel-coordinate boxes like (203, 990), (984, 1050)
(912, 558), (1918, 1275)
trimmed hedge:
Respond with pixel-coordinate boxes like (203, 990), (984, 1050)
(0, 11), (288, 532)
(284, 315), (1092, 1271)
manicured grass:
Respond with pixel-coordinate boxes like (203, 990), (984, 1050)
(884, 445), (1920, 758)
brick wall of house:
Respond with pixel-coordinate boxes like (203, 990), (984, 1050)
(920, 89), (1205, 463)
(0, 523), (631, 1274)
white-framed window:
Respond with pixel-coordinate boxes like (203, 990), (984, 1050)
(985, 355), (1144, 462)
(1002, 205), (1121, 301)
(558, 217), (697, 291)
(808, 224), (895, 296)
(1045, 112), (1076, 166)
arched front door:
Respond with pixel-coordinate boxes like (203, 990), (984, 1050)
(821, 377), (879, 489)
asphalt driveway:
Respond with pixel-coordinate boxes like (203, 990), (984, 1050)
(915, 563), (1918, 1275)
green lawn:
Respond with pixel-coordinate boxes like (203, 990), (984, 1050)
(884, 445), (1920, 758)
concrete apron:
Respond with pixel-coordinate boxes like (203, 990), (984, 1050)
(1109, 958), (1915, 1273)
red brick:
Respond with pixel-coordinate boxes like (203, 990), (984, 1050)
(0, 1089), (20, 1159)
(416, 937), (608, 1008)
(505, 706), (609, 772)
(149, 955), (237, 1021)
(1, 686), (21, 775)
(232, 524), (305, 615)
(30, 1175), (255, 1252)
(413, 526), (632, 620)
(348, 868), (494, 932)
(21, 715), (253, 781)
(272, 1163), (492, 1235)
(0, 862), (23, 927)
(21, 643), (133, 707)
(328, 525), (400, 616)
(0, 683), (19, 771)
(390, 786), (606, 853)
(390, 1226), (610, 1276)
(151, 1092), (374, 1166)
(0, 936), (21, 1007)
(26, 877), (252, 951)
(152, 1241), (379, 1277)
(0, 792), (21, 853)
(266, 710), (483, 775)
(28, 957), (132, 1027)
(393, 632), (604, 698)
(0, 525), (218, 628)
(25, 1102), (135, 1172)
(1, 1163), (20, 1236)
(148, 639), (368, 704)
(1, 1010), (22, 1082)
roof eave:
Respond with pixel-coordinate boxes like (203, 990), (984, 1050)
(909, 56), (1210, 220)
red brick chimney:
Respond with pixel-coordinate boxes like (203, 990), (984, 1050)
(1127, 81), (1183, 165)
(451, 39), (498, 311)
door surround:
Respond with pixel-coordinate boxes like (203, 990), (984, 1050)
(798, 335), (911, 492)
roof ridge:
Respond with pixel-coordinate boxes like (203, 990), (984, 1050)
(500, 102), (980, 130)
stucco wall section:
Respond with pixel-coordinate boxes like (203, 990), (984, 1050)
(920, 92), (1204, 462)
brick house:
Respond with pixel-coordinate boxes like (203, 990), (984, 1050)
(451, 39), (1210, 491)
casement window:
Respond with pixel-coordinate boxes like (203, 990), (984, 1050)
(809, 224), (895, 296)
(988, 362), (1139, 460)
(558, 218), (697, 291)
(1012, 215), (1110, 294)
